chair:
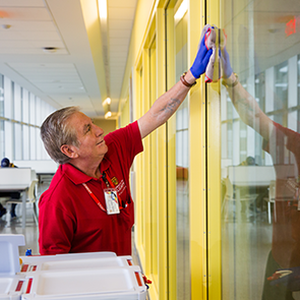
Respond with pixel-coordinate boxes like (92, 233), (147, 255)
(222, 177), (258, 222)
(264, 180), (276, 224)
(0, 196), (10, 205)
(5, 179), (39, 224)
(221, 177), (233, 221)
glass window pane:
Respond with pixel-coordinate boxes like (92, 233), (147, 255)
(4, 77), (12, 119)
(23, 125), (29, 160)
(149, 38), (158, 281)
(30, 93), (36, 125)
(14, 83), (21, 121)
(0, 120), (4, 158)
(274, 61), (288, 111)
(22, 89), (29, 123)
(14, 123), (22, 160)
(0, 74), (4, 117)
(36, 127), (42, 159)
(219, 1), (300, 299)
(30, 126), (36, 159)
(175, 10), (190, 300)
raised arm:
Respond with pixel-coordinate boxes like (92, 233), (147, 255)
(138, 27), (213, 139)
(221, 47), (273, 141)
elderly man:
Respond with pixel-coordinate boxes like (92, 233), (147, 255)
(38, 28), (212, 256)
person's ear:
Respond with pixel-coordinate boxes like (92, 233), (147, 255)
(60, 144), (79, 159)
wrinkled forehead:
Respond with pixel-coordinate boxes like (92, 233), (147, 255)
(67, 111), (91, 133)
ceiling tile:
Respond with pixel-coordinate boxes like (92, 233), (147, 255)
(109, 38), (130, 47)
(0, 0), (45, 7)
(0, 7), (52, 21)
(108, 0), (137, 8)
(109, 20), (133, 30)
(0, 20), (57, 31)
(109, 29), (131, 37)
(19, 31), (62, 40)
(109, 8), (135, 20)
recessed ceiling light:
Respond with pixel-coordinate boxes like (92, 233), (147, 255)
(42, 47), (57, 54)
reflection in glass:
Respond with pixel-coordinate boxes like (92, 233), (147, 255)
(219, 0), (300, 299)
(175, 11), (190, 300)
(0, 120), (4, 158)
(149, 39), (158, 282)
(0, 74), (4, 158)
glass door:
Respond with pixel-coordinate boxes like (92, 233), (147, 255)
(217, 0), (300, 299)
(174, 8), (191, 300)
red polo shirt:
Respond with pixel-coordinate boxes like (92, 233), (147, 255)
(38, 121), (143, 256)
(263, 122), (300, 268)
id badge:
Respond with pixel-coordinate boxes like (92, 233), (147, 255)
(104, 188), (120, 215)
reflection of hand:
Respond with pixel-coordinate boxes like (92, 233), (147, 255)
(220, 47), (233, 79)
(268, 267), (300, 291)
(190, 28), (213, 79)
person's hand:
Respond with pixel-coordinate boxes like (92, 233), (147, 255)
(190, 27), (213, 79)
(220, 46), (233, 79)
(268, 267), (300, 291)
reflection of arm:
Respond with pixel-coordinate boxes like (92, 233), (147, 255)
(223, 73), (273, 141)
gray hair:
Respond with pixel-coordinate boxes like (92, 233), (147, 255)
(40, 106), (81, 164)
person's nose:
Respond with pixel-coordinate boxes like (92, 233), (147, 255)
(93, 124), (104, 136)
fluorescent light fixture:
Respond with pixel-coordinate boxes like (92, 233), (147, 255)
(98, 0), (107, 21)
(105, 111), (112, 119)
(174, 0), (187, 23)
(102, 97), (111, 106)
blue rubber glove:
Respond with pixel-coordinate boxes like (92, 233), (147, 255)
(268, 267), (300, 291)
(190, 30), (213, 79)
(220, 47), (233, 79)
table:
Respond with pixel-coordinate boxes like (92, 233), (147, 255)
(233, 182), (270, 223)
(226, 166), (276, 223)
(0, 184), (30, 228)
(36, 171), (55, 183)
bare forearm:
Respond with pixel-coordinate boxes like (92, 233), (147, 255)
(149, 81), (189, 124)
(138, 70), (196, 138)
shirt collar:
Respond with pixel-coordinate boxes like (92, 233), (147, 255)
(62, 156), (111, 185)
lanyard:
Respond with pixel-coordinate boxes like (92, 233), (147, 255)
(82, 172), (123, 212)
(82, 182), (107, 212)
(102, 172), (123, 208)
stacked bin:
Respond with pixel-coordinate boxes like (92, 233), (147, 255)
(0, 234), (26, 300)
(0, 235), (147, 300)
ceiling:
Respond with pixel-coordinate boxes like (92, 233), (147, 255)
(0, 0), (138, 119)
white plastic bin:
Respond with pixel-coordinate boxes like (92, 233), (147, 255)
(0, 234), (26, 300)
(21, 267), (146, 300)
(0, 235), (147, 300)
(19, 253), (134, 273)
